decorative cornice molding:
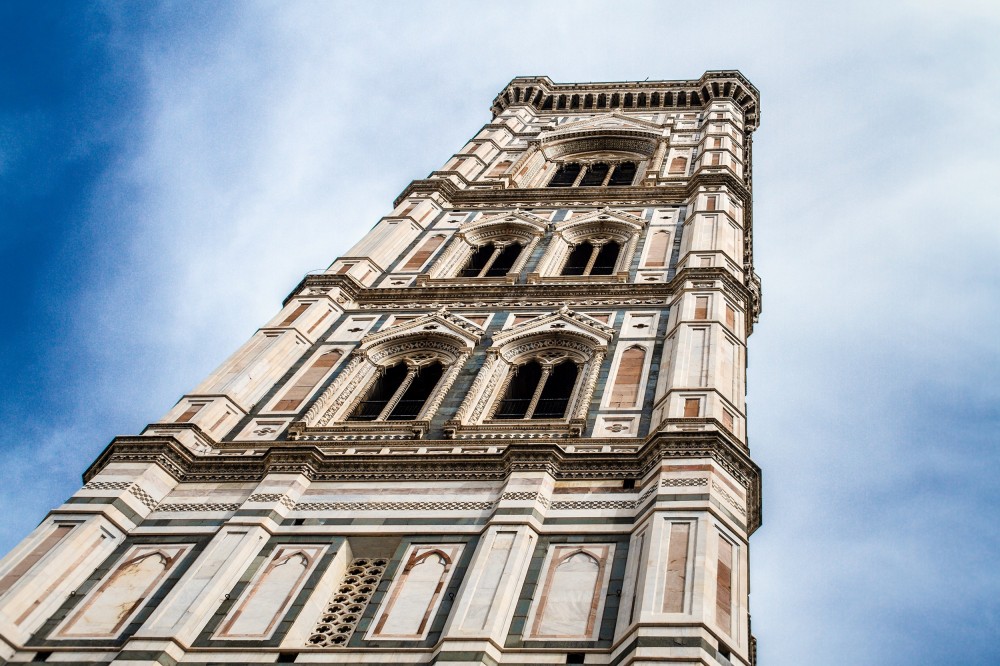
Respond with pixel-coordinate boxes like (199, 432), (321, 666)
(83, 430), (762, 531)
(392, 170), (749, 210)
(490, 71), (761, 130)
(290, 266), (755, 323)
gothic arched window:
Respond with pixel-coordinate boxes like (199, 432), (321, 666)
(348, 360), (444, 421)
(560, 239), (621, 277)
(459, 241), (524, 278)
(495, 359), (579, 420)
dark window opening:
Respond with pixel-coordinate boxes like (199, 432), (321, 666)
(561, 240), (621, 277)
(349, 362), (408, 420)
(485, 242), (523, 277)
(566, 654), (586, 664)
(608, 161), (637, 186)
(460, 243), (496, 277)
(580, 162), (610, 186)
(591, 240), (621, 275)
(549, 163), (582, 187)
(547, 161), (638, 188)
(532, 361), (577, 419)
(348, 360), (443, 421)
(494, 359), (578, 420)
(561, 241), (594, 276)
(460, 242), (523, 278)
(386, 361), (443, 420)
(495, 361), (542, 419)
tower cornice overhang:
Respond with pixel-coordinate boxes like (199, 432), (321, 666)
(289, 267), (759, 334)
(491, 71), (760, 131)
(393, 171), (750, 209)
(83, 430), (762, 532)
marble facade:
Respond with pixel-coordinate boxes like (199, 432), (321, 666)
(0, 72), (763, 665)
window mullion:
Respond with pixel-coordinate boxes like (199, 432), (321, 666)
(571, 165), (587, 187)
(378, 366), (418, 420)
(583, 242), (602, 276)
(524, 366), (552, 419)
(602, 163), (615, 187)
(477, 245), (505, 277)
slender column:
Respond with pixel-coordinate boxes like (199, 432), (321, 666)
(571, 165), (588, 187)
(584, 240), (605, 276)
(574, 350), (606, 420)
(477, 244), (505, 277)
(523, 366), (552, 419)
(455, 351), (498, 422)
(377, 366), (418, 420)
(648, 138), (669, 177)
(601, 162), (616, 186)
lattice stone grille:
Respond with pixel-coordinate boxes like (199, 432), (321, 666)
(128, 484), (159, 510)
(82, 481), (132, 491)
(155, 503), (241, 512)
(306, 558), (388, 648)
(295, 500), (495, 512)
(712, 481), (747, 516)
(660, 477), (709, 487)
(246, 493), (296, 509)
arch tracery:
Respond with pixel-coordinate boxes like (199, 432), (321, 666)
(418, 212), (546, 284)
(449, 308), (612, 437)
(529, 209), (646, 283)
(307, 311), (481, 430)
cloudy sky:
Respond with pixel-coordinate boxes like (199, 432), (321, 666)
(2, 1), (999, 663)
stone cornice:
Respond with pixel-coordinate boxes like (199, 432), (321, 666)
(491, 71), (760, 131)
(83, 430), (762, 532)
(288, 267), (758, 332)
(281, 273), (361, 307)
(393, 170), (750, 210)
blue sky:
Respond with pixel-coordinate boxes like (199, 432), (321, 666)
(2, 1), (999, 663)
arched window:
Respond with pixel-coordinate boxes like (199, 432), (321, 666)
(495, 359), (578, 420)
(348, 360), (444, 421)
(547, 161), (638, 188)
(591, 240), (621, 275)
(608, 161), (637, 186)
(459, 241), (524, 278)
(549, 163), (582, 187)
(579, 162), (610, 186)
(561, 242), (593, 276)
(560, 239), (621, 276)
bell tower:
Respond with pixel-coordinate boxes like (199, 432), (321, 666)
(0, 72), (762, 665)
